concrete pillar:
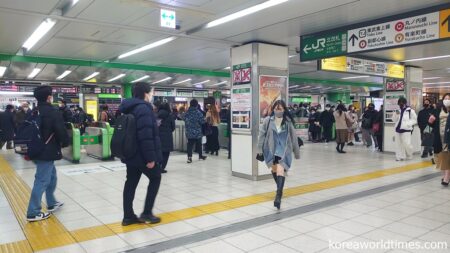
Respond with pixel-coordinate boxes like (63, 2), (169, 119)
(383, 67), (423, 154)
(230, 43), (289, 180)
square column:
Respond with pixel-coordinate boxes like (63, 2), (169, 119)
(383, 67), (423, 154)
(230, 43), (289, 180)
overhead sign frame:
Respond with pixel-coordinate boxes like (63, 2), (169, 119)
(160, 9), (176, 29)
(319, 56), (405, 79)
(300, 3), (450, 62)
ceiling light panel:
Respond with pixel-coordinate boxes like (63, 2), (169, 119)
(56, 70), (71, 80)
(173, 78), (191, 85)
(83, 72), (99, 81)
(205, 0), (289, 28)
(22, 18), (56, 51)
(108, 73), (126, 82)
(27, 68), (41, 79)
(0, 67), (6, 77)
(131, 75), (150, 83)
(152, 77), (172, 84)
(118, 37), (177, 59)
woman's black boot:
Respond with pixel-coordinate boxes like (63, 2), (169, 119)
(274, 176), (285, 210)
(271, 172), (277, 183)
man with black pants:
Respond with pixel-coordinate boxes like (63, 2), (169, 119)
(320, 104), (334, 143)
(27, 86), (69, 221)
(119, 82), (163, 226)
(184, 99), (207, 163)
(417, 99), (434, 158)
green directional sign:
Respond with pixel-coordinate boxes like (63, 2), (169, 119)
(160, 9), (176, 29)
(300, 31), (347, 62)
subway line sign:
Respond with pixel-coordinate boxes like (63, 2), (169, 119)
(300, 6), (450, 61)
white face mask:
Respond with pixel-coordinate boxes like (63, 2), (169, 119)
(443, 99), (450, 108)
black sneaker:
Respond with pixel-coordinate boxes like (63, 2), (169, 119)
(347, 142), (354, 146)
(122, 217), (145, 226)
(47, 202), (64, 212)
(140, 214), (161, 224)
(27, 212), (51, 222)
(187, 157), (192, 163)
(161, 169), (168, 173)
(199, 156), (207, 160)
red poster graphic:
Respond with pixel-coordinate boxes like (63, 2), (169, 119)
(259, 75), (287, 122)
(233, 70), (241, 84)
(241, 68), (251, 83)
(386, 80), (405, 91)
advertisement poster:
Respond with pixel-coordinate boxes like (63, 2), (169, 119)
(386, 79), (405, 91)
(231, 87), (251, 129)
(259, 75), (287, 122)
(233, 63), (252, 85)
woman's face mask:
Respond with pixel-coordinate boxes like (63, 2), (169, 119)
(274, 111), (284, 118)
(443, 98), (450, 108)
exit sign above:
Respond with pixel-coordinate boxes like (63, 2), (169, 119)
(161, 9), (176, 29)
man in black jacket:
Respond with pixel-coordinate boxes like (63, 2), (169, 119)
(320, 104), (334, 143)
(417, 99), (434, 158)
(26, 86), (69, 222)
(0, 104), (16, 149)
(58, 99), (73, 123)
(119, 82), (163, 226)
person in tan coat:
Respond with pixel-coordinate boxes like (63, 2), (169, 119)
(333, 104), (354, 154)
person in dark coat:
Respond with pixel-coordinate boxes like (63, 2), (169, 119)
(361, 103), (378, 148)
(26, 86), (70, 222)
(0, 104), (16, 150)
(14, 102), (32, 127)
(157, 102), (175, 173)
(374, 105), (384, 152)
(184, 99), (207, 163)
(417, 99), (434, 158)
(73, 106), (87, 135)
(308, 107), (321, 142)
(429, 94), (450, 186)
(119, 82), (163, 226)
(58, 99), (73, 123)
(320, 104), (334, 143)
(226, 104), (231, 159)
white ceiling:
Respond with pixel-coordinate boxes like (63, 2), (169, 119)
(0, 0), (449, 89)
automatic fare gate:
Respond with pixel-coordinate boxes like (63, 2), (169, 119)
(62, 123), (81, 163)
(83, 122), (114, 160)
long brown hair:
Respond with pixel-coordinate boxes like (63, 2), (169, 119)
(209, 104), (220, 123)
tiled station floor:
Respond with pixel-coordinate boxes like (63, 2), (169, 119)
(0, 143), (449, 253)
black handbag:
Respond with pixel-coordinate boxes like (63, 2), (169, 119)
(256, 119), (271, 162)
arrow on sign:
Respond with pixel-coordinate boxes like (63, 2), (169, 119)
(442, 14), (450, 32)
(303, 45), (311, 54)
(349, 34), (359, 46)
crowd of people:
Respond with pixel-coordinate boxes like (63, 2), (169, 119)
(287, 101), (384, 153)
(1, 83), (448, 226)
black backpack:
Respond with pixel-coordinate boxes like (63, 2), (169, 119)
(14, 111), (54, 159)
(111, 114), (137, 160)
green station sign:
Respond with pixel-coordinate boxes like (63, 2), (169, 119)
(300, 31), (347, 61)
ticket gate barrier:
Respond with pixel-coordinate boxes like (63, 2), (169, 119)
(83, 123), (113, 160)
(62, 123), (81, 163)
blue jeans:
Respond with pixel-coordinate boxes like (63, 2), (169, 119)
(27, 160), (58, 217)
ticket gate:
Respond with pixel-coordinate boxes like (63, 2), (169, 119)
(62, 123), (81, 163)
(83, 122), (113, 160)
(173, 120), (187, 152)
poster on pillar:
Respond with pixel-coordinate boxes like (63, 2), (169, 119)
(410, 87), (422, 112)
(231, 87), (252, 130)
(259, 75), (288, 122)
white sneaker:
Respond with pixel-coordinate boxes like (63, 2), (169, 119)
(27, 212), (51, 222)
(47, 202), (64, 212)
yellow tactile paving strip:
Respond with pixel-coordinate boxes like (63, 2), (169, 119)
(0, 155), (432, 252)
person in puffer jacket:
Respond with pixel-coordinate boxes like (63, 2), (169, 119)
(118, 82), (163, 226)
(184, 99), (207, 163)
(392, 97), (418, 161)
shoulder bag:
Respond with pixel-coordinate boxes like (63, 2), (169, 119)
(256, 118), (271, 162)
